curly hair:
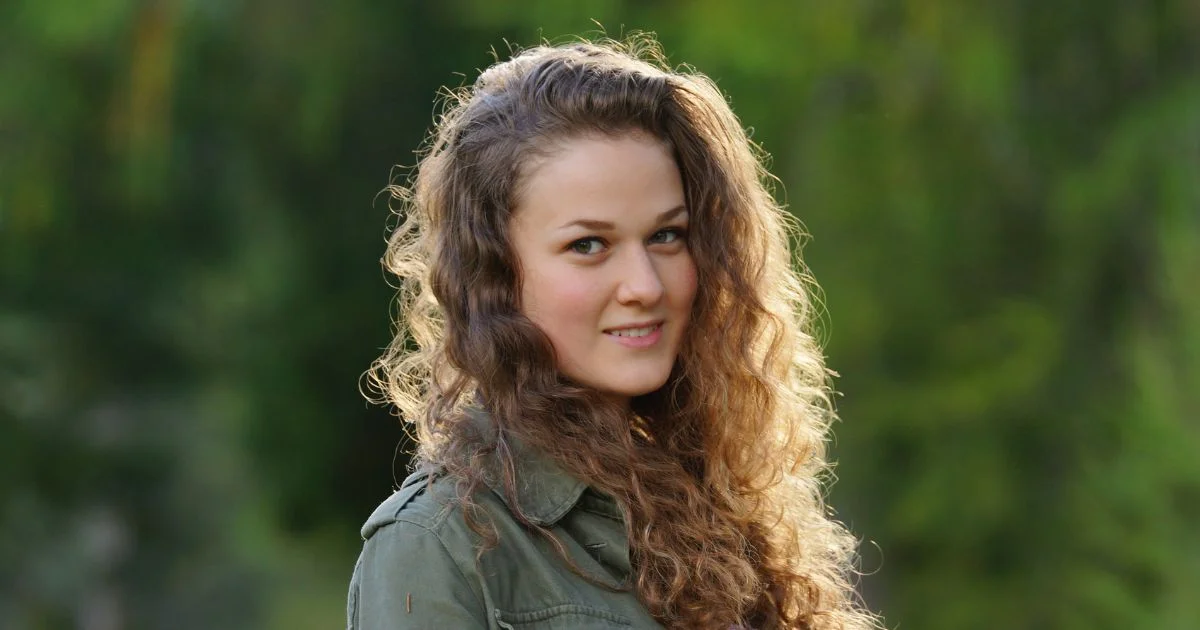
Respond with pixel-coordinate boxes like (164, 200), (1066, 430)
(367, 34), (879, 630)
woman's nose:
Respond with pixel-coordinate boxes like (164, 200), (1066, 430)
(615, 247), (665, 306)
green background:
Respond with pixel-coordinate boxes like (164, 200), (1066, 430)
(3, 1), (1198, 628)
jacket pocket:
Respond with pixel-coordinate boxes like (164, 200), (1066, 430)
(494, 604), (631, 629)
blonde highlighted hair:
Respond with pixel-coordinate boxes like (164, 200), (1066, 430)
(368, 34), (879, 630)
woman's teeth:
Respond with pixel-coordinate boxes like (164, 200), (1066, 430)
(609, 325), (657, 337)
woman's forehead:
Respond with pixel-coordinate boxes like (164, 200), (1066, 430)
(510, 134), (685, 232)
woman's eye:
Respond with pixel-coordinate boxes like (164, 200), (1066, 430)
(650, 227), (686, 244)
(568, 238), (605, 255)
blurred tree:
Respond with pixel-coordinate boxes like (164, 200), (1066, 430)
(758, 3), (1200, 629)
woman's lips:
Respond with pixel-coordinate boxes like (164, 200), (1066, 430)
(604, 323), (663, 348)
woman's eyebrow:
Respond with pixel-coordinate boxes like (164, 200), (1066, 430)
(556, 205), (688, 231)
(558, 218), (616, 231)
(656, 206), (688, 223)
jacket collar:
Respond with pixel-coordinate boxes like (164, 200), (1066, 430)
(467, 408), (589, 526)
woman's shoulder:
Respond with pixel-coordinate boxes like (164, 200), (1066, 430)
(362, 469), (468, 540)
(351, 470), (494, 628)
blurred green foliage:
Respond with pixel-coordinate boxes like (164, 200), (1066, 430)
(2, 1), (1197, 628)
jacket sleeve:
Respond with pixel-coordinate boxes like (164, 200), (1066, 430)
(347, 518), (489, 629)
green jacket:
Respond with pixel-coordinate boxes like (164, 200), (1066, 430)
(346, 437), (663, 629)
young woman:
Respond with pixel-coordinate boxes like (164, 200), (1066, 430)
(349, 36), (879, 630)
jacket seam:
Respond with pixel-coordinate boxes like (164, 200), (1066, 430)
(495, 603), (632, 625)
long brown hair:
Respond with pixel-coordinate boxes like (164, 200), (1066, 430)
(368, 34), (878, 630)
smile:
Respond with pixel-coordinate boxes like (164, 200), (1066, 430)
(603, 322), (664, 348)
(607, 325), (658, 337)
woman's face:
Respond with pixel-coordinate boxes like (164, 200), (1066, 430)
(509, 132), (697, 403)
